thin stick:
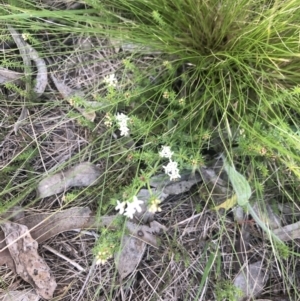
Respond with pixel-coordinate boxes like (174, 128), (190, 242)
(43, 245), (85, 272)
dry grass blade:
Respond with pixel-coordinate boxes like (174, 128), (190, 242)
(0, 289), (39, 301)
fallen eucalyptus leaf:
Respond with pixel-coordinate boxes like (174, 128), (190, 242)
(252, 202), (281, 230)
(0, 208), (159, 272)
(0, 222), (57, 300)
(150, 170), (201, 195)
(0, 289), (39, 301)
(114, 235), (146, 279)
(0, 67), (23, 84)
(7, 25), (47, 96)
(214, 194), (237, 211)
(273, 220), (300, 241)
(37, 162), (101, 198)
(234, 260), (268, 301)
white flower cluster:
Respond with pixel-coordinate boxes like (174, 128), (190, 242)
(159, 145), (173, 159)
(103, 73), (118, 88)
(148, 198), (162, 213)
(115, 112), (130, 136)
(115, 196), (143, 219)
(159, 146), (181, 181)
(95, 249), (112, 265)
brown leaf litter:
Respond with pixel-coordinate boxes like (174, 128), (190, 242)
(0, 222), (56, 300)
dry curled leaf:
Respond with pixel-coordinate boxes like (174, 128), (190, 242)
(37, 162), (101, 198)
(7, 25), (47, 96)
(0, 222), (57, 300)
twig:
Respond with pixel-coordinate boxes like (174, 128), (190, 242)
(43, 244), (85, 272)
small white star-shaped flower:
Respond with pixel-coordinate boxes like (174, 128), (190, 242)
(163, 160), (181, 181)
(119, 124), (130, 136)
(124, 196), (143, 219)
(103, 73), (118, 87)
(115, 200), (126, 214)
(148, 198), (162, 213)
(159, 146), (174, 159)
(115, 113), (130, 136)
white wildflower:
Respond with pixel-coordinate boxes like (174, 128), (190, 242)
(115, 200), (126, 214)
(115, 112), (130, 136)
(124, 196), (143, 219)
(104, 113), (113, 128)
(95, 257), (108, 265)
(103, 73), (118, 88)
(115, 112), (129, 124)
(159, 146), (174, 159)
(119, 124), (130, 136)
(95, 250), (112, 265)
(22, 33), (30, 41)
(148, 198), (162, 213)
(163, 160), (181, 181)
(124, 204), (136, 219)
(131, 196), (143, 212)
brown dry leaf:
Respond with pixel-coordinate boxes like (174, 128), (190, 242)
(0, 207), (93, 271)
(37, 162), (101, 198)
(0, 208), (159, 271)
(234, 260), (269, 301)
(0, 222), (57, 300)
(114, 235), (146, 279)
(0, 289), (39, 301)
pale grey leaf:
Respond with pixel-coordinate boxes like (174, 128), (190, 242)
(37, 162), (101, 198)
(234, 260), (268, 301)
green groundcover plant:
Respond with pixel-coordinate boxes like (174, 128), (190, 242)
(1, 0), (300, 299)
